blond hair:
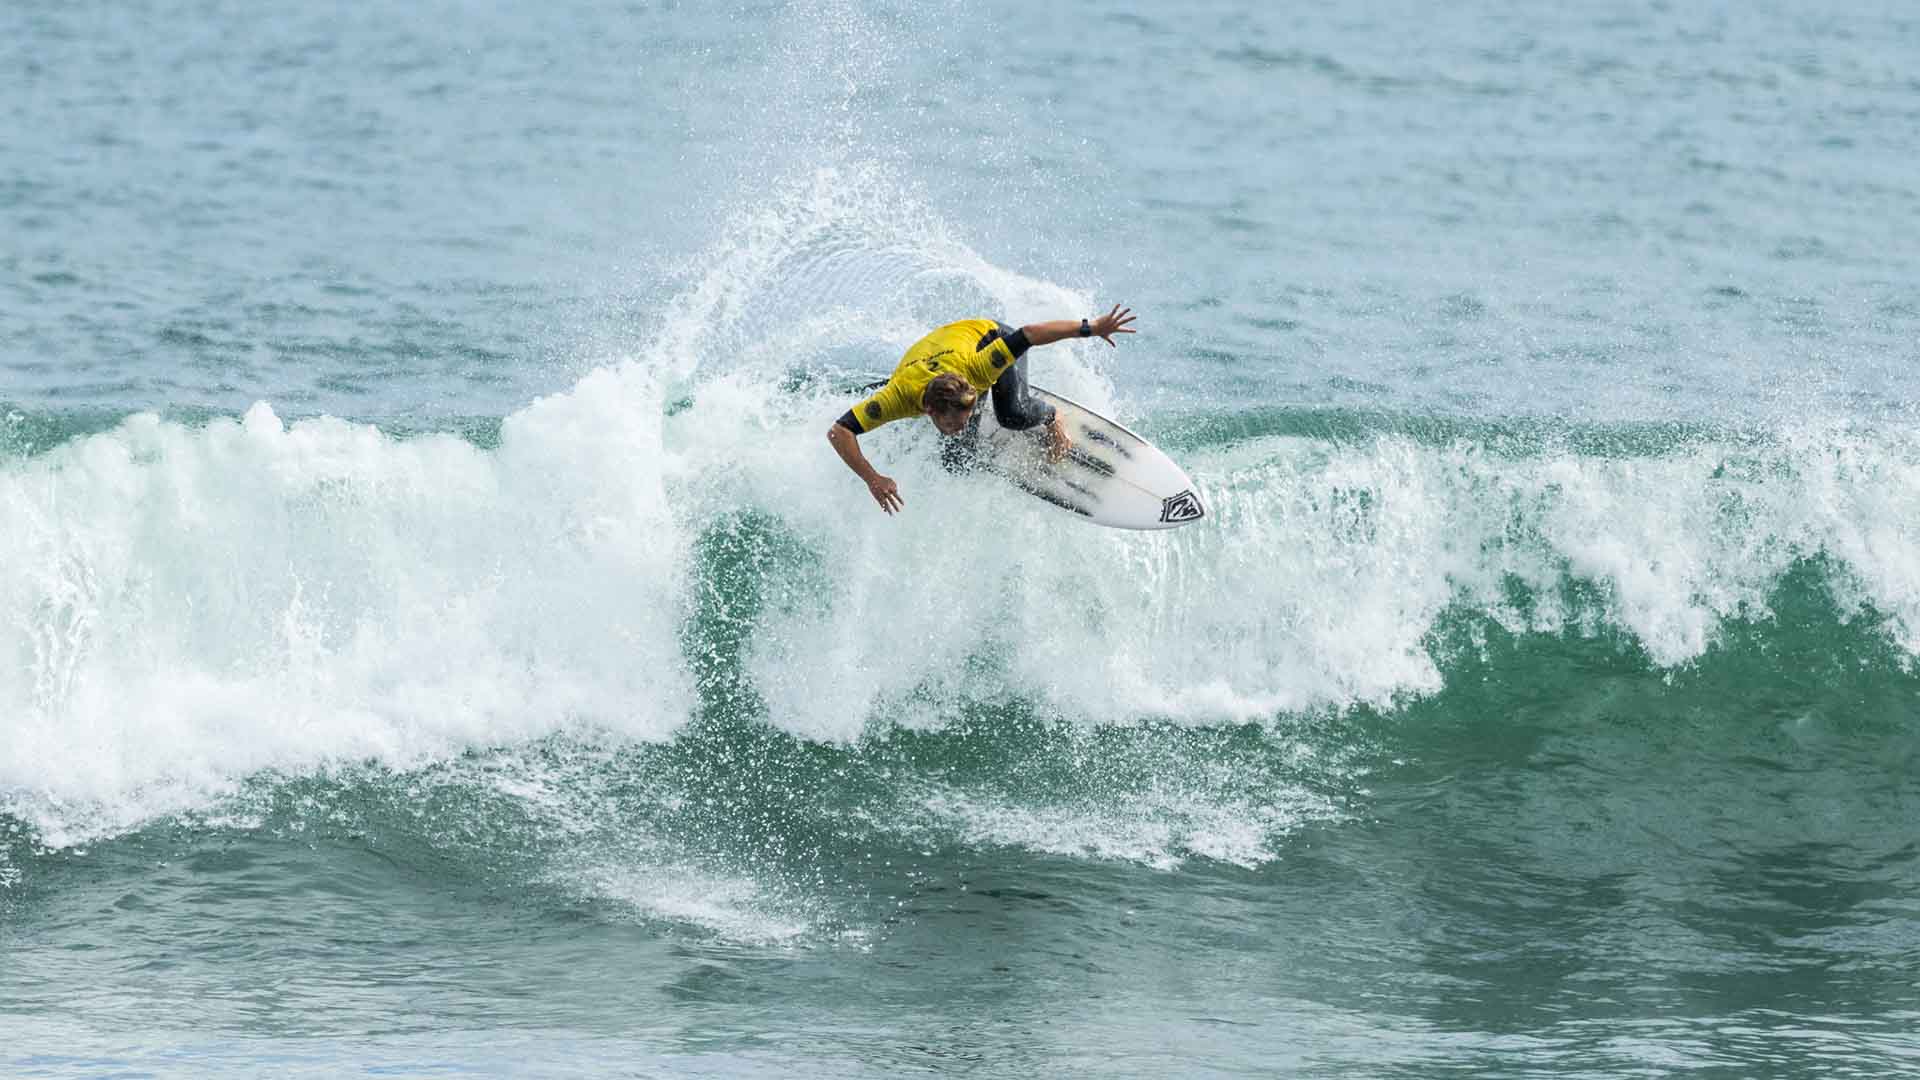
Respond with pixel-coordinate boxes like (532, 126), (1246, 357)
(922, 373), (977, 418)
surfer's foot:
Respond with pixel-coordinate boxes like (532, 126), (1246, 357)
(1045, 412), (1071, 464)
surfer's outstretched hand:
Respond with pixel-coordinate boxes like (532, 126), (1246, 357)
(1090, 304), (1136, 347)
(867, 474), (903, 515)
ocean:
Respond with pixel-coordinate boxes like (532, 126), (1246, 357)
(4, 0), (1919, 1076)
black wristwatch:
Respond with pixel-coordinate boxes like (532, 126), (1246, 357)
(1079, 318), (1091, 337)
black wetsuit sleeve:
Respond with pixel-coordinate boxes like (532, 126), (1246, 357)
(835, 409), (864, 434)
(1002, 327), (1031, 358)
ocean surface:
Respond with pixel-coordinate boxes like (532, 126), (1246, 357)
(5, 0), (1920, 1076)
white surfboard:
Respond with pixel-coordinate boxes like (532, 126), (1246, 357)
(978, 386), (1206, 530)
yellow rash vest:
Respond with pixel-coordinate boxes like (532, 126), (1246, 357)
(838, 319), (1028, 434)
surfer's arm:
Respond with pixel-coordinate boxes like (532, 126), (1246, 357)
(827, 420), (903, 515)
(1019, 304), (1137, 348)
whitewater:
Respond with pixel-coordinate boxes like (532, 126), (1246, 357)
(6, 1), (1920, 1077)
(10, 173), (1920, 850)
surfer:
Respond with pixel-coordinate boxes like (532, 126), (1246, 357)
(827, 305), (1137, 514)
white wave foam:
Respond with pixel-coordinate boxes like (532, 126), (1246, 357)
(9, 160), (1920, 851)
(2, 370), (690, 848)
(0, 162), (1111, 847)
(920, 778), (1338, 871)
(558, 851), (815, 944)
(725, 399), (1920, 742)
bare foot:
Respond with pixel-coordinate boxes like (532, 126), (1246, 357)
(1045, 412), (1071, 465)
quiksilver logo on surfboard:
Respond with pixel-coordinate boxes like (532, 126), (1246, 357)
(1159, 490), (1205, 523)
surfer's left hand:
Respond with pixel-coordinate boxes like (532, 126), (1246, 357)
(1089, 304), (1137, 347)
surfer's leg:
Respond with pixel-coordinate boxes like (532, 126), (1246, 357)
(989, 352), (1057, 432)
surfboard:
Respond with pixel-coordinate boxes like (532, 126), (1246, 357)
(977, 386), (1206, 530)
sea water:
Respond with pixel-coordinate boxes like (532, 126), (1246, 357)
(4, 1), (1918, 1076)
